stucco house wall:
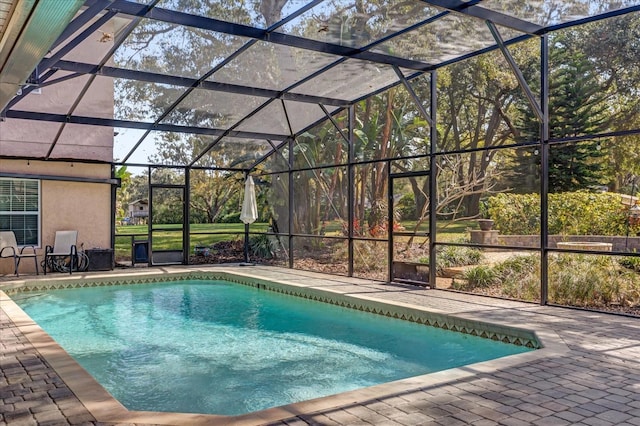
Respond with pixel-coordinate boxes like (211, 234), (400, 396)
(0, 17), (118, 276)
(0, 160), (113, 275)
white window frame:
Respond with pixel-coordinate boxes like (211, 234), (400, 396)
(0, 178), (41, 247)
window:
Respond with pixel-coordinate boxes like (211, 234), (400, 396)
(0, 178), (40, 246)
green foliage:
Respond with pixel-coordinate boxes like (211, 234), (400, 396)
(431, 245), (483, 274)
(460, 265), (498, 289)
(493, 255), (538, 281)
(547, 191), (631, 235)
(188, 170), (243, 224)
(453, 255), (540, 296)
(493, 255), (540, 300)
(618, 255), (640, 273)
(218, 212), (242, 223)
(249, 234), (277, 259)
(397, 193), (417, 221)
(549, 254), (640, 307)
(454, 254), (640, 307)
(487, 191), (635, 235)
(486, 193), (540, 234)
(546, 45), (610, 191)
(152, 203), (182, 225)
(513, 32), (611, 193)
(452, 253), (640, 308)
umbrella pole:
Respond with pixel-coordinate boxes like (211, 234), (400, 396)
(244, 223), (250, 263)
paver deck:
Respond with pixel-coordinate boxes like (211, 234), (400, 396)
(2, 265), (640, 426)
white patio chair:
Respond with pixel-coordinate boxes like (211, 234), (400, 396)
(0, 231), (39, 277)
(44, 230), (78, 275)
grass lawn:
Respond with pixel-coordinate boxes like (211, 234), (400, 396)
(113, 220), (473, 261)
(115, 222), (269, 259)
(435, 220), (476, 242)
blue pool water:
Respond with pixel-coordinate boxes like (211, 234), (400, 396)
(14, 280), (531, 416)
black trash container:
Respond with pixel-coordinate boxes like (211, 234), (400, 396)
(86, 248), (114, 271)
(132, 240), (149, 265)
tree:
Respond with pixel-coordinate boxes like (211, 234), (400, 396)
(578, 13), (640, 192)
(146, 134), (244, 223)
(436, 50), (524, 215)
(513, 32), (611, 193)
(511, 14), (640, 194)
(114, 166), (132, 219)
(116, 169), (148, 223)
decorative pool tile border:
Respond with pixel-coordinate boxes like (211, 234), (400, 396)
(6, 271), (540, 349)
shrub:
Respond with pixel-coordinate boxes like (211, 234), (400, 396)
(430, 245), (483, 274)
(487, 191), (634, 235)
(493, 255), (540, 300)
(436, 246), (482, 268)
(547, 192), (630, 236)
(332, 241), (387, 274)
(618, 255), (640, 273)
(486, 193), (540, 235)
(249, 234), (277, 258)
(353, 242), (387, 273)
(452, 253), (640, 307)
(452, 255), (539, 296)
(397, 193), (417, 220)
(493, 255), (538, 282)
(548, 254), (640, 307)
(218, 212), (242, 223)
(461, 265), (498, 289)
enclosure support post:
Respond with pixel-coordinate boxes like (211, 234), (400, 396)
(429, 71), (438, 288)
(487, 21), (544, 122)
(184, 166), (191, 265)
(348, 105), (355, 277)
(540, 35), (550, 305)
(147, 166), (152, 266)
(626, 178), (638, 251)
(387, 160), (394, 283)
(288, 137), (294, 269)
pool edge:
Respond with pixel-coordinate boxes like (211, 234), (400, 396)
(4, 268), (542, 349)
(1, 267), (569, 425)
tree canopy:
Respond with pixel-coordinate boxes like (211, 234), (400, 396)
(114, 6), (640, 232)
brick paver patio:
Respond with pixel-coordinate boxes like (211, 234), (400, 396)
(2, 265), (640, 425)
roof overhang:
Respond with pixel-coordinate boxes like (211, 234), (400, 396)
(0, 0), (84, 110)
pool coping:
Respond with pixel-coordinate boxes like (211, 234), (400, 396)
(1, 267), (570, 426)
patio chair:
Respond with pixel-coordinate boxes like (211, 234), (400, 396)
(0, 231), (39, 277)
(44, 230), (78, 275)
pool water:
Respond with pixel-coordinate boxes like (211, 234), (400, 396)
(14, 280), (531, 416)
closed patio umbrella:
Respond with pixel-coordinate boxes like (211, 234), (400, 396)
(240, 176), (257, 264)
(240, 176), (258, 225)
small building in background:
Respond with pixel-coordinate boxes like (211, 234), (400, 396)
(127, 199), (149, 225)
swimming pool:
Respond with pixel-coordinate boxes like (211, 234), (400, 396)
(13, 277), (534, 416)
